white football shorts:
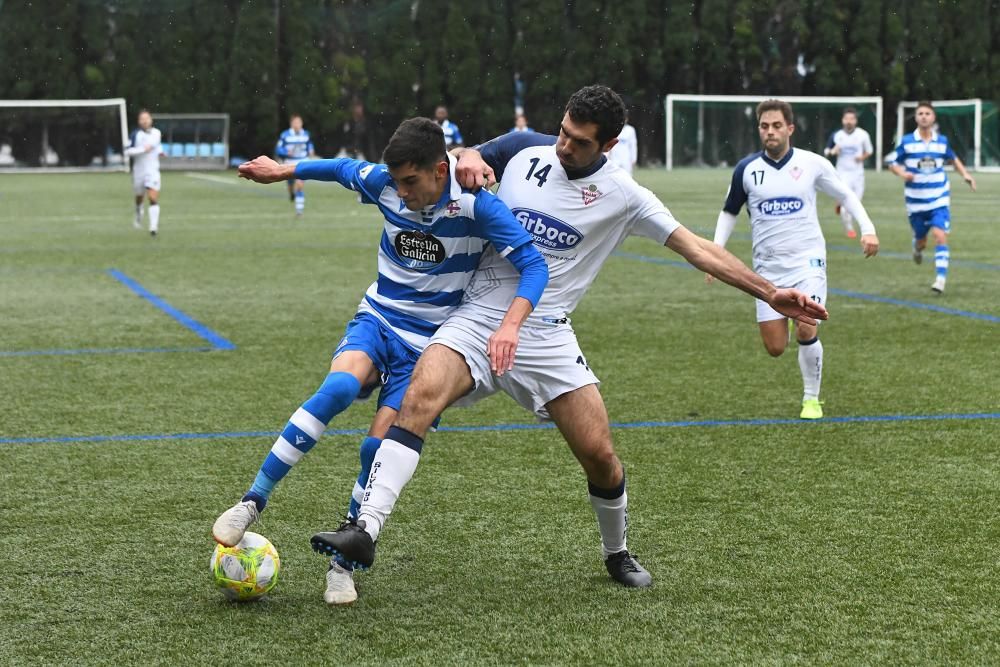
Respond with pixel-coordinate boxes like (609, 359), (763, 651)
(838, 170), (865, 200)
(133, 170), (161, 195)
(428, 304), (600, 420)
(756, 272), (827, 323)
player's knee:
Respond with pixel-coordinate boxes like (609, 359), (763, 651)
(396, 382), (445, 430)
(763, 339), (786, 357)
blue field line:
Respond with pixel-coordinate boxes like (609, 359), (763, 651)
(2, 411), (999, 446)
(613, 250), (999, 323)
(0, 345), (217, 358)
(828, 288), (1000, 323)
(106, 269), (237, 350)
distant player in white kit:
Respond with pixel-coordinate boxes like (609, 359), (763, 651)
(824, 107), (873, 238)
(711, 99), (880, 419)
(275, 114), (315, 215)
(608, 112), (637, 176)
(125, 109), (162, 237)
(310, 86), (829, 597)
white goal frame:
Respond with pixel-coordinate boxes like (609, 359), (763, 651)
(665, 94), (884, 171)
(0, 98), (129, 173)
(895, 98), (985, 170)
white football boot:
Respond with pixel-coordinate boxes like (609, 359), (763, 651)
(931, 276), (946, 294)
(212, 500), (260, 546)
(324, 561), (358, 605)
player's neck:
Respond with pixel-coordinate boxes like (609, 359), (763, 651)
(917, 127), (934, 141)
(764, 146), (791, 162)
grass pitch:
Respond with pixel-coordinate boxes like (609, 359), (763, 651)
(2, 167), (999, 665)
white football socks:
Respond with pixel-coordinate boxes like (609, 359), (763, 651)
(798, 337), (823, 401)
(589, 482), (628, 557)
(134, 203), (143, 225)
(357, 433), (421, 542)
(148, 204), (160, 233)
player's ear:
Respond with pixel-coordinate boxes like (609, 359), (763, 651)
(602, 137), (619, 153)
(787, 123), (795, 138)
(435, 160), (448, 179)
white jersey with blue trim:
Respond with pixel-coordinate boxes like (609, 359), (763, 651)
(126, 127), (161, 176)
(468, 134), (680, 324)
(888, 130), (957, 213)
(722, 147), (850, 283)
(304, 154), (533, 352)
(827, 127), (872, 174)
(276, 128), (314, 162)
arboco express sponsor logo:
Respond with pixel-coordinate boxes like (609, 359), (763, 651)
(758, 197), (804, 216)
(512, 208), (583, 250)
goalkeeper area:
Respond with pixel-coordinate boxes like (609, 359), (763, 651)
(3, 169), (1000, 663)
(666, 94), (883, 170)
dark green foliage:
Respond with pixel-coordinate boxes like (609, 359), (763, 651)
(1, 0), (998, 161)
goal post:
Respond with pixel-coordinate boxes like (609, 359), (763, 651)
(0, 98), (129, 173)
(665, 94), (884, 171)
(895, 99), (1000, 171)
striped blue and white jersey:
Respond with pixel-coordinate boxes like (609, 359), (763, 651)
(439, 119), (463, 147)
(276, 128), (314, 162)
(295, 155), (536, 351)
(888, 130), (957, 213)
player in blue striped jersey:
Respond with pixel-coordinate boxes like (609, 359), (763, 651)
(888, 101), (976, 293)
(213, 118), (548, 604)
(276, 114), (316, 216)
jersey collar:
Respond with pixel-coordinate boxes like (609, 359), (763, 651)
(564, 154), (607, 180)
(761, 147), (794, 170)
(429, 153), (463, 212)
(913, 129), (939, 142)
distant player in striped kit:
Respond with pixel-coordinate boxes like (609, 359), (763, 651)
(212, 118), (548, 605)
(888, 101), (977, 294)
(276, 114), (316, 215)
(824, 107), (872, 239)
(124, 109), (162, 237)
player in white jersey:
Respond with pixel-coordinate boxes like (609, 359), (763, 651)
(212, 118), (548, 604)
(124, 109), (162, 237)
(711, 99), (880, 420)
(608, 113), (637, 176)
(310, 86), (828, 595)
(275, 114), (316, 215)
(823, 107), (873, 238)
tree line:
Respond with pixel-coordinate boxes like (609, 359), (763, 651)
(2, 0), (998, 163)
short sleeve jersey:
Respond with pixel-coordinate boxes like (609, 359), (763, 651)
(722, 147), (843, 283)
(467, 133), (680, 323)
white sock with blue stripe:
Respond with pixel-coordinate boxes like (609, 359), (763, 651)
(357, 425), (422, 541)
(798, 336), (823, 401)
(244, 372), (360, 510)
(935, 244), (949, 278)
(294, 190), (305, 213)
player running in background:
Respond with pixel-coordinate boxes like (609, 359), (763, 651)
(124, 109), (162, 237)
(710, 99), (879, 420)
(275, 114), (316, 216)
(608, 111), (637, 176)
(434, 105), (463, 149)
(824, 107), (873, 238)
(887, 101), (976, 294)
(212, 118), (548, 605)
(310, 86), (828, 597)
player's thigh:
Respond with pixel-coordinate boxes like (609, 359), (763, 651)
(793, 274), (826, 341)
(545, 384), (621, 484)
(395, 343), (474, 435)
(758, 319), (790, 356)
(146, 187), (159, 204)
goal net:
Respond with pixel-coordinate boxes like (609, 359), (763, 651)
(665, 94), (884, 171)
(153, 113), (230, 170)
(0, 99), (128, 173)
(895, 99), (1000, 171)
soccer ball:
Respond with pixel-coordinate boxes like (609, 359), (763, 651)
(210, 532), (280, 601)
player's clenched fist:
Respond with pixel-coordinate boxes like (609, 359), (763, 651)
(239, 155), (295, 184)
(860, 233), (879, 257)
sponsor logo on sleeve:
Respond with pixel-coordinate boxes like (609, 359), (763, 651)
(758, 197), (805, 216)
(512, 208), (583, 250)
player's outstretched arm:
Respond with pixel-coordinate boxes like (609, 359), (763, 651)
(667, 226), (827, 325)
(238, 155), (296, 183)
(816, 162), (879, 257)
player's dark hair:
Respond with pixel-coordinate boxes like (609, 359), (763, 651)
(137, 108), (151, 117)
(289, 113), (302, 121)
(842, 106), (857, 116)
(565, 85), (626, 145)
(756, 99), (795, 125)
(382, 117), (446, 171)
(916, 100), (935, 112)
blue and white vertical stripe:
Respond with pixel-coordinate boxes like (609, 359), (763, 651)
(889, 131), (957, 213)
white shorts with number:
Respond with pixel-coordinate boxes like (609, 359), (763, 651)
(756, 272), (827, 323)
(132, 170), (161, 195)
(428, 304), (600, 420)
